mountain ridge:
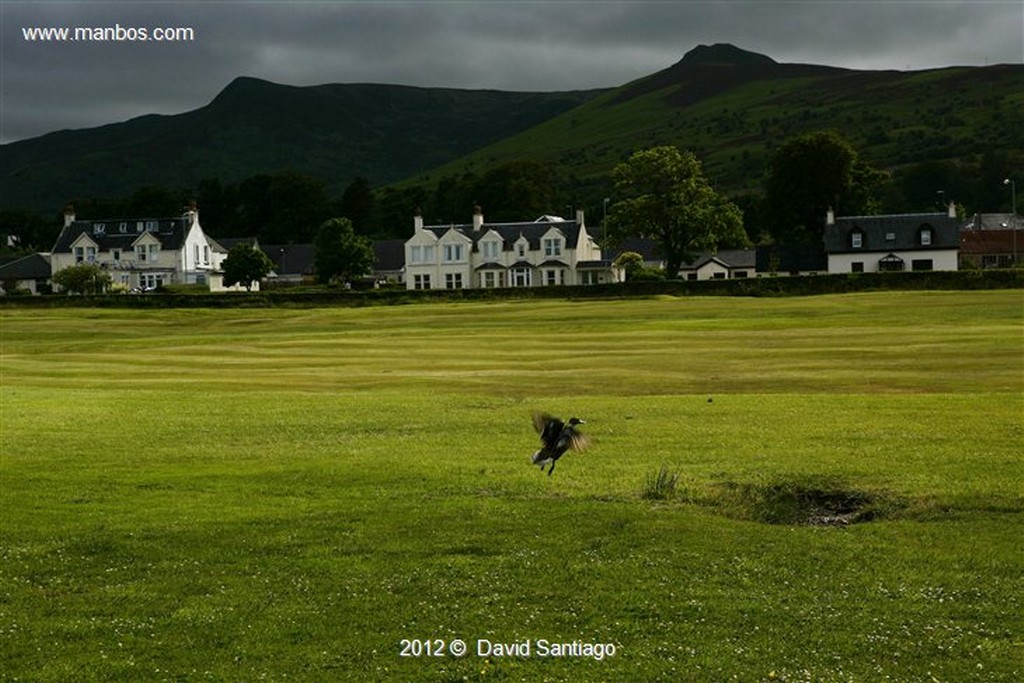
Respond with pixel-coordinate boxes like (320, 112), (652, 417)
(2, 43), (1022, 218)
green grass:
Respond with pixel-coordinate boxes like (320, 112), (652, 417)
(1, 291), (1022, 681)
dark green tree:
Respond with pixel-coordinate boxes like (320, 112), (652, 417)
(472, 160), (557, 222)
(340, 177), (376, 236)
(52, 263), (112, 295)
(606, 146), (748, 278)
(221, 244), (273, 292)
(313, 217), (374, 285)
(763, 131), (885, 245)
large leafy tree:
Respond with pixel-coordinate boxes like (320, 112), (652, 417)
(221, 243), (273, 291)
(52, 263), (112, 295)
(763, 131), (887, 245)
(606, 146), (748, 277)
(313, 217), (374, 285)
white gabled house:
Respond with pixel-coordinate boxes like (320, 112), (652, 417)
(50, 203), (227, 290)
(823, 202), (960, 273)
(404, 206), (620, 290)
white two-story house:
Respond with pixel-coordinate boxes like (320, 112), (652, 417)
(823, 203), (960, 273)
(50, 203), (225, 290)
(403, 206), (619, 290)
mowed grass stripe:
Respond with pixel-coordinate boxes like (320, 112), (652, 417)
(1, 290), (1021, 681)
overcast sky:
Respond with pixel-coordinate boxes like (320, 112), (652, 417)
(1, 1), (1021, 144)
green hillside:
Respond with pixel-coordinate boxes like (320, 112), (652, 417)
(406, 44), (1024, 213)
(0, 78), (604, 213)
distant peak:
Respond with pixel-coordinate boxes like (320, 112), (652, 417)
(680, 43), (776, 67)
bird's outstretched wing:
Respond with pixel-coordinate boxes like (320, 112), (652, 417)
(566, 431), (591, 453)
(532, 411), (556, 434)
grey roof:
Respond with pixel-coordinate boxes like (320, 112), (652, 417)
(52, 218), (191, 253)
(681, 249), (756, 271)
(756, 244), (828, 273)
(0, 253), (51, 279)
(422, 218), (583, 251)
(261, 243), (316, 277)
(963, 213), (1021, 231)
(824, 212), (960, 253)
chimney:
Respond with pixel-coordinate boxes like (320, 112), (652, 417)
(472, 205), (484, 233)
(63, 203), (76, 228)
(184, 200), (198, 225)
(413, 207), (424, 234)
(826, 206), (835, 226)
(575, 208), (585, 228)
(947, 200), (956, 218)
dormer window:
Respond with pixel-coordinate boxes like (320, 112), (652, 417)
(119, 222), (128, 233)
(543, 238), (563, 257)
(93, 223), (106, 235)
(849, 229), (865, 249)
(517, 243), (527, 258)
(443, 244), (464, 262)
(481, 240), (501, 260)
(919, 227), (933, 246)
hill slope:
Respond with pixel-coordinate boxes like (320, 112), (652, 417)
(411, 44), (1024, 207)
(0, 78), (605, 212)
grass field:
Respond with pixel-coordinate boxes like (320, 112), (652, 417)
(1, 291), (1021, 682)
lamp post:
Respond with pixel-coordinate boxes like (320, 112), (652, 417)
(1005, 178), (1017, 266)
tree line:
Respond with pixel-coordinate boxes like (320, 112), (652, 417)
(2, 130), (1018, 259)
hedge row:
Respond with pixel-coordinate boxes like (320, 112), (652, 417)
(2, 269), (1021, 309)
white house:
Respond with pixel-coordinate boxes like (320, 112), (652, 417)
(403, 206), (619, 290)
(823, 203), (960, 273)
(50, 203), (227, 290)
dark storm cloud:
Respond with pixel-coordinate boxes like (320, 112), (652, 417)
(2, 1), (1021, 143)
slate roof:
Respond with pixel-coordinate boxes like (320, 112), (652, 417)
(0, 253), (51, 279)
(52, 218), (191, 253)
(756, 244), (828, 273)
(261, 243), (316, 277)
(680, 249), (756, 271)
(422, 216), (583, 251)
(823, 212), (959, 253)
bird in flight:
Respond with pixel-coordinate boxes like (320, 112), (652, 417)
(531, 412), (590, 476)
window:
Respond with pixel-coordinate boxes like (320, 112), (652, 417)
(482, 240), (501, 260)
(850, 230), (864, 249)
(580, 271), (599, 285)
(443, 244), (464, 262)
(517, 243), (527, 258)
(410, 246), (422, 263)
(93, 223), (106, 235)
(149, 244), (159, 260)
(511, 267), (531, 287)
(119, 222), (128, 234)
(203, 246), (209, 264)
(911, 259), (933, 271)
(543, 238), (562, 257)
(734, 270), (748, 279)
(851, 262), (864, 273)
(195, 244), (200, 264)
(878, 254), (904, 272)
(885, 232), (896, 242)
(86, 246), (96, 263)
(445, 272), (464, 289)
(136, 245), (147, 262)
(112, 249), (121, 261)
(543, 269), (564, 286)
(919, 228), (933, 246)
(413, 274), (431, 290)
(712, 272), (726, 280)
